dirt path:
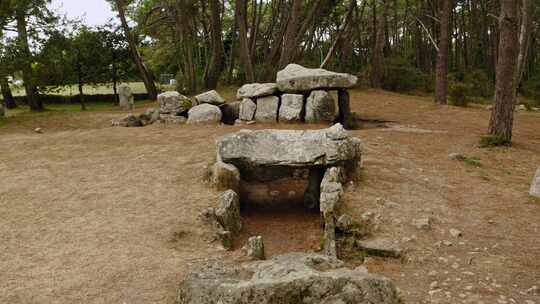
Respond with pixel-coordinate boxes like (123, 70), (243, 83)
(0, 90), (539, 303)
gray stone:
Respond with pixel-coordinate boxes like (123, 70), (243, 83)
(177, 252), (399, 304)
(217, 124), (361, 168)
(355, 238), (403, 258)
(449, 228), (462, 238)
(145, 108), (161, 123)
(530, 167), (540, 198)
(244, 236), (265, 260)
(221, 101), (241, 125)
(323, 217), (337, 257)
(306, 90), (336, 123)
(159, 114), (187, 124)
(254, 95), (279, 123)
(320, 168), (345, 217)
(210, 161), (240, 192)
(187, 104), (222, 125)
(237, 83), (278, 99)
(276, 64), (358, 92)
(278, 94), (303, 123)
(195, 90), (225, 105)
(337, 214), (354, 233)
(239, 98), (257, 121)
(118, 84), (134, 111)
(215, 190), (242, 233)
(158, 91), (192, 115)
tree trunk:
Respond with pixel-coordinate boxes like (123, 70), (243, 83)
(278, 0), (302, 68)
(203, 0), (223, 89)
(235, 0), (255, 82)
(15, 9), (42, 111)
(515, 0), (534, 90)
(116, 0), (158, 100)
(435, 0), (452, 105)
(1, 77), (16, 109)
(488, 0), (519, 142)
(320, 0), (356, 69)
(371, 0), (389, 88)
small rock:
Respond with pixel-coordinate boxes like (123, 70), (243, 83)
(450, 228), (462, 237)
(187, 103), (222, 124)
(412, 217), (431, 230)
(194, 90), (225, 105)
(430, 281), (439, 289)
(448, 153), (466, 161)
(34, 127), (43, 134)
(243, 236), (265, 260)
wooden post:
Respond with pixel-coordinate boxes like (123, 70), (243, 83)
(338, 89), (354, 129)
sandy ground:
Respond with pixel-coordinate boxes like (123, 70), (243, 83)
(0, 90), (539, 303)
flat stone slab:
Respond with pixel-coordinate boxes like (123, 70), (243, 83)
(177, 252), (399, 304)
(237, 83), (278, 99)
(217, 124), (361, 168)
(195, 90), (225, 105)
(276, 64), (358, 92)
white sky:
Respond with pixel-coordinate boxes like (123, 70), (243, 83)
(50, 0), (117, 26)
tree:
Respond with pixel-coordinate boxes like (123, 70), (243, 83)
(371, 0), (389, 88)
(435, 0), (452, 105)
(487, 0), (519, 143)
(203, 0), (224, 88)
(235, 0), (255, 82)
(112, 0), (158, 100)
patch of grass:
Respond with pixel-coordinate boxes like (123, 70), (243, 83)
(462, 156), (482, 167)
(480, 135), (512, 148)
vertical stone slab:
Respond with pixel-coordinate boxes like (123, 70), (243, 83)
(530, 166), (540, 198)
(254, 96), (279, 123)
(338, 89), (354, 129)
(306, 90), (336, 123)
(239, 98), (256, 121)
(278, 94), (303, 123)
(118, 83), (134, 111)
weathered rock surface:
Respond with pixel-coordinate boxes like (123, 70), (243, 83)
(118, 84), (134, 111)
(217, 124), (361, 168)
(187, 104), (222, 124)
(276, 64), (358, 92)
(210, 161), (240, 192)
(355, 238), (403, 258)
(337, 214), (354, 233)
(320, 167), (345, 217)
(159, 91), (192, 115)
(530, 166), (540, 198)
(254, 95), (279, 123)
(215, 190), (242, 233)
(278, 94), (303, 123)
(237, 83), (278, 99)
(221, 101), (241, 125)
(145, 108), (161, 123)
(306, 90), (336, 123)
(195, 90), (225, 105)
(160, 114), (187, 124)
(176, 252), (399, 304)
(239, 98), (257, 121)
(244, 236), (265, 260)
(112, 114), (142, 127)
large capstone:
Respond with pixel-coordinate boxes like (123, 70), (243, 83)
(195, 90), (225, 105)
(237, 83), (278, 99)
(278, 94), (303, 123)
(159, 91), (192, 115)
(118, 84), (134, 111)
(530, 166), (540, 198)
(176, 252), (399, 304)
(187, 104), (222, 125)
(276, 64), (358, 92)
(306, 90), (336, 123)
(254, 95), (279, 123)
(217, 124), (361, 169)
(239, 98), (257, 121)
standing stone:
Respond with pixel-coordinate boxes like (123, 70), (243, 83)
(118, 84), (134, 111)
(278, 94), (303, 123)
(195, 90), (225, 105)
(239, 98), (257, 121)
(530, 167), (540, 198)
(215, 190), (242, 233)
(338, 89), (354, 129)
(187, 104), (222, 124)
(306, 90), (336, 123)
(254, 95), (279, 123)
(210, 161), (241, 193)
(158, 91), (192, 115)
(244, 236), (265, 260)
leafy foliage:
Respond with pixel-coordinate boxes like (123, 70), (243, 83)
(381, 57), (426, 93)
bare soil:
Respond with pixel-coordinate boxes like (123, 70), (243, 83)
(1, 90), (539, 303)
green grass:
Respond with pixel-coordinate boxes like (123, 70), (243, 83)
(480, 135), (512, 148)
(11, 82), (149, 96)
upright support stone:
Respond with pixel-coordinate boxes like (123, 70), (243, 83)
(215, 190), (242, 233)
(338, 89), (354, 129)
(239, 98), (256, 121)
(530, 166), (540, 198)
(304, 168), (324, 209)
(323, 216), (337, 257)
(118, 84), (134, 111)
(254, 96), (279, 123)
(244, 236), (265, 260)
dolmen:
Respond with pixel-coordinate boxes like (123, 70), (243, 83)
(237, 64), (357, 128)
(206, 124), (361, 256)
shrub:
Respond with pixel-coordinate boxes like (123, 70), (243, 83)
(464, 69), (494, 99)
(522, 75), (540, 103)
(449, 81), (472, 107)
(381, 57), (426, 93)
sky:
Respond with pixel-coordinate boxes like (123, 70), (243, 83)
(50, 0), (116, 27)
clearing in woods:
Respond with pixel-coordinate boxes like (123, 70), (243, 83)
(0, 89), (539, 303)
